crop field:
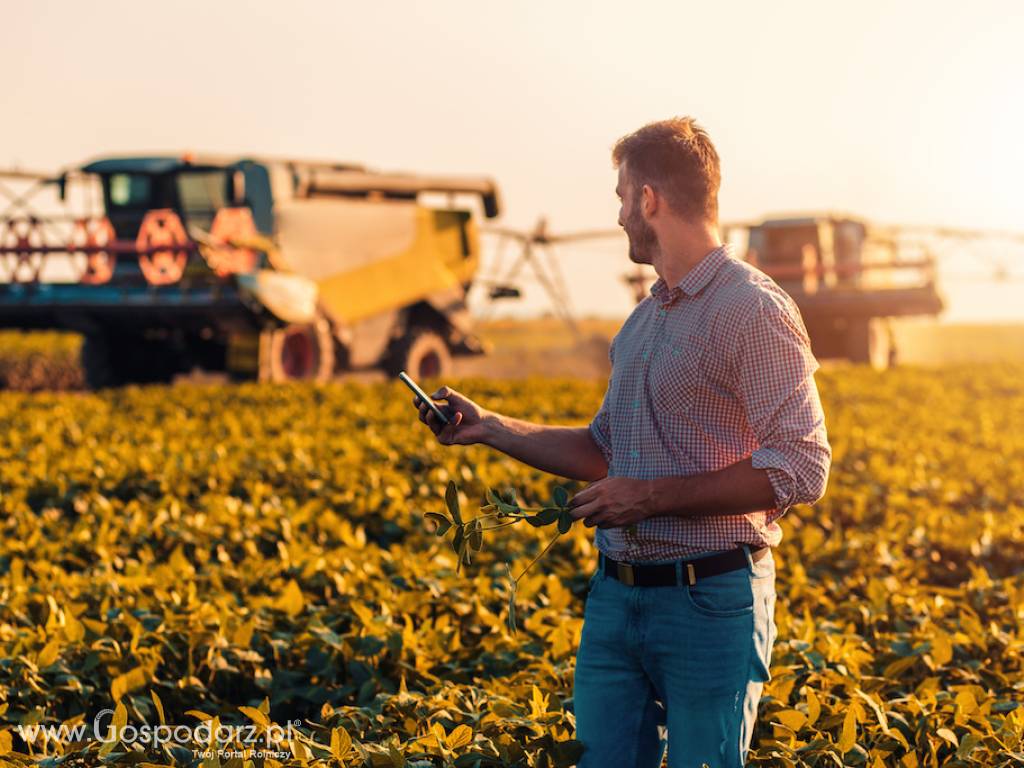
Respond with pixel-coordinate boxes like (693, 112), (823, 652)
(0, 362), (1023, 766)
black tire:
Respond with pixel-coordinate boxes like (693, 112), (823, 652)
(846, 317), (892, 370)
(259, 316), (336, 382)
(81, 333), (181, 389)
(81, 333), (121, 390)
(385, 326), (451, 380)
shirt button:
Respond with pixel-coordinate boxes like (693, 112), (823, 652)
(632, 399), (640, 409)
(630, 449), (640, 459)
(642, 350), (649, 360)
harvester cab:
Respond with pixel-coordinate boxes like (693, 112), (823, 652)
(737, 214), (944, 368)
(0, 154), (501, 387)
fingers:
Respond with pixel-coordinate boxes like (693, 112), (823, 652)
(411, 385), (471, 445)
(569, 497), (598, 521)
(568, 479), (602, 510)
(437, 410), (468, 442)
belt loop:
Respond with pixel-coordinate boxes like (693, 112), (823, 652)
(674, 559), (683, 587)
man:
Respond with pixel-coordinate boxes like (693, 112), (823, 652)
(412, 117), (831, 768)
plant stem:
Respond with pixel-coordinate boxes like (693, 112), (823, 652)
(478, 520), (521, 531)
(514, 530), (561, 583)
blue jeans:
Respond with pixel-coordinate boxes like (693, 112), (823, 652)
(572, 546), (777, 768)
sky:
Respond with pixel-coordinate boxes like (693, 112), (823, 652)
(2, 0), (1022, 321)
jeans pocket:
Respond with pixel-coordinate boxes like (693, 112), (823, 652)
(684, 570), (755, 618)
(750, 548), (776, 580)
(750, 590), (777, 682)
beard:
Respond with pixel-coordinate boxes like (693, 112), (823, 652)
(623, 201), (658, 265)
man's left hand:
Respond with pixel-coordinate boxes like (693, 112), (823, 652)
(568, 477), (655, 528)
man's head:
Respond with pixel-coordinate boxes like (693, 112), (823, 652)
(613, 117), (721, 265)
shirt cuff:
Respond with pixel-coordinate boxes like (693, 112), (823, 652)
(588, 420), (613, 466)
(751, 446), (796, 520)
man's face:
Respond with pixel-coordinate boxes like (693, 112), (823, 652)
(616, 164), (658, 265)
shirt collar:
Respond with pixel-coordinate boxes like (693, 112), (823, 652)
(649, 244), (732, 306)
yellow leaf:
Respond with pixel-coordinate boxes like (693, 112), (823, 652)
(836, 705), (857, 753)
(955, 690), (977, 715)
(233, 620), (255, 648)
(289, 733), (312, 762)
(276, 580), (305, 617)
(112, 702), (127, 732)
(111, 667), (148, 702)
(530, 685), (549, 718)
(239, 706), (269, 728)
(936, 727), (958, 747)
(186, 710), (213, 721)
(151, 690), (165, 726)
(431, 721), (447, 749)
(775, 709), (807, 732)
(37, 639), (61, 668)
(806, 689), (821, 726)
(446, 724), (473, 749)
(931, 632), (953, 667)
(63, 612), (85, 643)
(330, 727), (352, 759)
(0, 730), (12, 756)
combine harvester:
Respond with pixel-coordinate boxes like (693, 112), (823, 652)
(488, 213), (1023, 369)
(0, 155), (500, 387)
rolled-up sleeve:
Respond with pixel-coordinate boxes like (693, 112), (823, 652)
(733, 291), (831, 521)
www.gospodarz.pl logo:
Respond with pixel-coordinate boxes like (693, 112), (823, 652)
(16, 709), (301, 759)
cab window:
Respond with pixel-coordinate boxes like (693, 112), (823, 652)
(109, 174), (153, 208)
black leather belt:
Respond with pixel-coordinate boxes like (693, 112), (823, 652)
(598, 546), (769, 587)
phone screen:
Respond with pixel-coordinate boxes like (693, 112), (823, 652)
(398, 371), (451, 425)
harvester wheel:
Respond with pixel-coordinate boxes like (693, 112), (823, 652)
(261, 317), (335, 382)
(846, 317), (892, 370)
(81, 333), (180, 389)
(386, 326), (451, 380)
(81, 333), (121, 389)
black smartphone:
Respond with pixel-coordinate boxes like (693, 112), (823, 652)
(398, 371), (451, 426)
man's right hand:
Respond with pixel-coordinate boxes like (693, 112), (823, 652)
(413, 385), (492, 446)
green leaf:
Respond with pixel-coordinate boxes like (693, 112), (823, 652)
(452, 525), (464, 555)
(424, 512), (452, 536)
(445, 481), (463, 526)
(558, 509), (573, 534)
(507, 590), (517, 634)
(553, 486), (569, 507)
(468, 520), (483, 551)
(502, 487), (517, 506)
(537, 507), (560, 525)
(525, 514), (546, 528)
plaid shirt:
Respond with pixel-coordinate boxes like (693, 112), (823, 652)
(588, 244), (831, 561)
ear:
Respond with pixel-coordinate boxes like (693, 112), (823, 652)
(640, 184), (659, 219)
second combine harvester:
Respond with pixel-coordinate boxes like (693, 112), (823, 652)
(0, 154), (500, 387)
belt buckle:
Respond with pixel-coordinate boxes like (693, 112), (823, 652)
(616, 562), (636, 586)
